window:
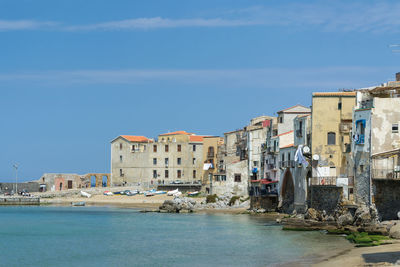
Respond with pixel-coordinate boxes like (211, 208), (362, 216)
(177, 144), (182, 152)
(193, 144), (196, 151)
(165, 145), (169, 152)
(119, 169), (123, 177)
(193, 170), (196, 178)
(288, 153), (290, 162)
(279, 116), (283, 123)
(131, 145), (135, 151)
(153, 158), (157, 165)
(253, 161), (258, 167)
(327, 132), (336, 145)
(165, 170), (169, 178)
(393, 124), (399, 133)
(153, 170), (157, 178)
(234, 174), (241, 182)
(338, 101), (342, 110)
(193, 158), (196, 165)
(208, 146), (215, 157)
(177, 158), (182, 165)
(281, 153), (285, 162)
(153, 145), (157, 152)
(120, 155), (123, 163)
(165, 158), (169, 165)
(177, 170), (182, 178)
(119, 143), (123, 150)
(355, 120), (366, 144)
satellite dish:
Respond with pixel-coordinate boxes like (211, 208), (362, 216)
(312, 154), (320, 161)
(303, 146), (310, 154)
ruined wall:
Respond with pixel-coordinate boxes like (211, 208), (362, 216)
(310, 185), (342, 214)
(373, 179), (400, 220)
(0, 182), (39, 193)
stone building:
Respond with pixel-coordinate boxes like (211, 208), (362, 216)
(213, 129), (248, 196)
(111, 131), (205, 187)
(202, 136), (224, 193)
(352, 80), (400, 219)
(38, 173), (110, 191)
(311, 92), (356, 190)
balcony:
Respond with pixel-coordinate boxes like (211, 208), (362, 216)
(279, 160), (295, 168)
(355, 134), (365, 145)
(311, 176), (337, 186)
(340, 123), (352, 133)
(372, 168), (400, 179)
(207, 152), (215, 158)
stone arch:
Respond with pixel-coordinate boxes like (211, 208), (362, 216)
(280, 169), (295, 213)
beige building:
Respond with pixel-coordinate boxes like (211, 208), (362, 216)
(111, 131), (205, 187)
(311, 92), (356, 185)
(202, 136), (224, 189)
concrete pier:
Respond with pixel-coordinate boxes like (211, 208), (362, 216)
(0, 196), (40, 205)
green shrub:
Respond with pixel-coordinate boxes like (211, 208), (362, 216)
(206, 194), (218, 203)
(228, 196), (240, 206)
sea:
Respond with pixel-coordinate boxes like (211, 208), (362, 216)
(0, 206), (352, 267)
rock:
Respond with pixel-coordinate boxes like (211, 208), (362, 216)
(326, 215), (335, 222)
(389, 223), (400, 239)
(305, 208), (319, 221)
(257, 209), (266, 213)
(337, 212), (354, 227)
(276, 218), (282, 224)
(354, 206), (372, 226)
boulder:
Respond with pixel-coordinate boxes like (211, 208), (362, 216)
(337, 212), (354, 227)
(305, 208), (319, 221)
(389, 223), (400, 239)
(354, 206), (372, 226)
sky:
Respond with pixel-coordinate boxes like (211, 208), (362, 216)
(1, 0), (399, 181)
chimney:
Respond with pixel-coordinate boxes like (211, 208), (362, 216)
(396, 72), (400, 81)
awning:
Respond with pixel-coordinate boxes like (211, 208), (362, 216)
(260, 179), (278, 185)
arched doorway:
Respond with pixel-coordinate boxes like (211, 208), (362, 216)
(281, 169), (295, 213)
(90, 176), (96, 187)
(102, 175), (108, 187)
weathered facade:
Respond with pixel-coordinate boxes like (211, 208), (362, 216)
(202, 136), (224, 193)
(352, 81), (400, 219)
(111, 131), (205, 187)
(311, 92), (356, 199)
(38, 173), (110, 191)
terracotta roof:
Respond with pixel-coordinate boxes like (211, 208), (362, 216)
(277, 104), (309, 113)
(189, 136), (205, 142)
(280, 143), (294, 149)
(313, 92), (356, 97)
(120, 135), (151, 143)
(159, 131), (193, 136)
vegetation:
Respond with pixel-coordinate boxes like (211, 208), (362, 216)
(326, 229), (352, 235)
(206, 194), (218, 203)
(346, 232), (391, 247)
(228, 196), (241, 206)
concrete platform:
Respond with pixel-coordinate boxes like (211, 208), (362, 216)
(0, 196), (40, 205)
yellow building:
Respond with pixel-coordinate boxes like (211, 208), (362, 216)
(202, 136), (224, 189)
(311, 92), (356, 184)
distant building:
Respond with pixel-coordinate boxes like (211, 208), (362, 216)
(110, 131), (205, 187)
(202, 136), (224, 193)
(38, 173), (110, 191)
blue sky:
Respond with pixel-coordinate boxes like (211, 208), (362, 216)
(1, 0), (399, 181)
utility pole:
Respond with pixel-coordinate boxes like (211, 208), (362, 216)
(13, 163), (19, 195)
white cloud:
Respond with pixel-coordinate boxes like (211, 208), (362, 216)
(0, 66), (395, 90)
(64, 17), (258, 31)
(0, 20), (57, 31)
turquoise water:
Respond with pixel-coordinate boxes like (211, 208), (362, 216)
(0, 206), (351, 267)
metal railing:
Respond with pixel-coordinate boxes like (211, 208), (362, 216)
(311, 176), (337, 186)
(372, 169), (400, 179)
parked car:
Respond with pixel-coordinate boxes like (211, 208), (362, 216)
(171, 180), (183, 184)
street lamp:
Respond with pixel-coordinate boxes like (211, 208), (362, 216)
(13, 163), (19, 195)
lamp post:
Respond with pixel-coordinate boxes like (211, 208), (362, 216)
(13, 164), (19, 195)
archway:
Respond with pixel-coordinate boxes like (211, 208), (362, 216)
(280, 169), (295, 213)
(90, 176), (96, 187)
(102, 175), (108, 187)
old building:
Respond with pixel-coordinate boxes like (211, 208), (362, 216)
(38, 173), (110, 191)
(311, 92), (356, 191)
(111, 131), (205, 187)
(202, 136), (224, 193)
(352, 79), (400, 220)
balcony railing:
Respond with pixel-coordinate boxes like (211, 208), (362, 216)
(372, 169), (400, 179)
(279, 160), (295, 168)
(207, 152), (215, 158)
(311, 176), (337, 186)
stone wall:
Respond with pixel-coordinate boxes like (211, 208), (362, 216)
(250, 196), (278, 211)
(374, 179), (400, 220)
(0, 182), (39, 193)
(310, 185), (342, 214)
